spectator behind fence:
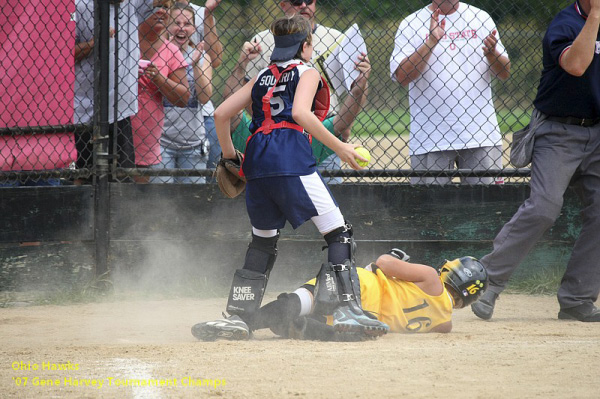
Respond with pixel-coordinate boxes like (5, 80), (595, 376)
(225, 41), (371, 169)
(153, 3), (213, 184)
(390, 0), (510, 185)
(131, 2), (190, 183)
(231, 0), (352, 184)
(471, 0), (600, 323)
(74, 0), (154, 182)
(175, 0), (223, 181)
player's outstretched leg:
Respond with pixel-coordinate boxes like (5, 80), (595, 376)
(315, 224), (389, 336)
(192, 231), (278, 341)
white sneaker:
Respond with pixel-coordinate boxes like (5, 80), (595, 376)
(191, 315), (250, 341)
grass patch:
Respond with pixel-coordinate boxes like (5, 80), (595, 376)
(505, 265), (564, 295)
(352, 108), (531, 138)
(8, 272), (116, 307)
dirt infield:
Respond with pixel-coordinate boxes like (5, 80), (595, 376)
(1, 294), (598, 399)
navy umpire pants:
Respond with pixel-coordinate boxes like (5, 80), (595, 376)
(482, 117), (600, 309)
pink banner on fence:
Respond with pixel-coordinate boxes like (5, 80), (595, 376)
(0, 0), (76, 171)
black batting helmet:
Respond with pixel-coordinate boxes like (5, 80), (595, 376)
(439, 257), (488, 308)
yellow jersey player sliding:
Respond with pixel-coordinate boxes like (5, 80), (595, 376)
(192, 249), (488, 341)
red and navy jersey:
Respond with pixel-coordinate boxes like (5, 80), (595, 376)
(534, 1), (600, 118)
(243, 60), (321, 180)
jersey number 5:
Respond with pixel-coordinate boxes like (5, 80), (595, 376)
(269, 85), (285, 117)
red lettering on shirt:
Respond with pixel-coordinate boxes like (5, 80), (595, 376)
(424, 29), (478, 43)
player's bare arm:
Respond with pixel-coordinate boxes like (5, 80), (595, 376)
(395, 8), (445, 86)
(482, 29), (511, 80)
(292, 69), (366, 170)
(560, 0), (600, 76)
(374, 254), (444, 296)
(214, 77), (255, 159)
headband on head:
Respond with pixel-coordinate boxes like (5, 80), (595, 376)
(270, 31), (308, 62)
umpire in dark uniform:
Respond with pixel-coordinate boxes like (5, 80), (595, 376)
(472, 0), (600, 322)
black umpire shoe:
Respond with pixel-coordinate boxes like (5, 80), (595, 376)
(558, 303), (600, 322)
(471, 290), (499, 320)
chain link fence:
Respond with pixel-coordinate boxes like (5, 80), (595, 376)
(0, 0), (572, 186)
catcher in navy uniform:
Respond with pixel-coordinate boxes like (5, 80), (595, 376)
(192, 15), (388, 341)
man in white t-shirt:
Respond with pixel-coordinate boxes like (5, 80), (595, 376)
(240, 0), (348, 183)
(390, 0), (510, 185)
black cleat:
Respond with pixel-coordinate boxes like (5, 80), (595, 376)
(191, 315), (250, 341)
(558, 304), (600, 322)
(471, 290), (499, 320)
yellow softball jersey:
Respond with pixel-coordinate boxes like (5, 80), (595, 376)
(358, 267), (453, 333)
(305, 266), (453, 333)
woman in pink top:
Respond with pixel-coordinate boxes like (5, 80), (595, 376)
(132, 2), (190, 180)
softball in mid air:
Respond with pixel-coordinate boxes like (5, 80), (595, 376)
(355, 147), (371, 167)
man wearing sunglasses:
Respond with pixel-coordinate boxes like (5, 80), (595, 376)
(235, 0), (356, 184)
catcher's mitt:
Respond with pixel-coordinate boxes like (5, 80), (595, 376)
(215, 150), (246, 198)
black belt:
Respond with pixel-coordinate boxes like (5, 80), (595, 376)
(547, 116), (600, 127)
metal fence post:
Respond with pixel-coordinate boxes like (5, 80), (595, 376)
(93, 0), (112, 277)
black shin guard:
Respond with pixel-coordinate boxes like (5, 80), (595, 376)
(333, 260), (363, 314)
(226, 233), (279, 318)
(315, 223), (363, 315)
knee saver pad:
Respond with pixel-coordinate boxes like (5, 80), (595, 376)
(226, 269), (268, 316)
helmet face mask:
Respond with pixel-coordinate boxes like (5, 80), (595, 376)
(439, 257), (488, 309)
